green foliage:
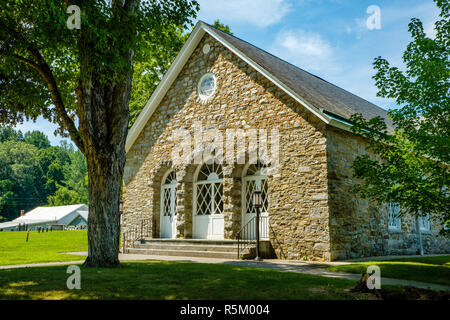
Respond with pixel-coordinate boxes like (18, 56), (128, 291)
(212, 19), (233, 35)
(24, 131), (51, 149)
(0, 127), (23, 142)
(0, 0), (200, 266)
(129, 24), (190, 127)
(350, 0), (449, 231)
(0, 0), (200, 136)
(0, 141), (44, 220)
(47, 187), (85, 206)
(0, 128), (88, 220)
(128, 18), (232, 127)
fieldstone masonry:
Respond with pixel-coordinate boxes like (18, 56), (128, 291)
(123, 33), (449, 261)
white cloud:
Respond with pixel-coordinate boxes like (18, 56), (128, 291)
(271, 29), (341, 75)
(424, 20), (437, 39)
(197, 0), (292, 28)
(345, 17), (369, 39)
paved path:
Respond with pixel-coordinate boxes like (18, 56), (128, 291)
(0, 260), (85, 270)
(343, 253), (449, 262)
(1, 252), (449, 292)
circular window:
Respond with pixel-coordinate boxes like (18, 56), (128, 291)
(202, 44), (211, 54)
(197, 73), (216, 100)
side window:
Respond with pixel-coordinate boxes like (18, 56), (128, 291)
(387, 203), (401, 231)
(419, 212), (430, 232)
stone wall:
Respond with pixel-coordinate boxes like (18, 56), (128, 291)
(123, 33), (331, 261)
(123, 31), (448, 262)
(326, 126), (450, 260)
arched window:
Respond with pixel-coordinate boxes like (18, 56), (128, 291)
(162, 171), (177, 218)
(242, 160), (269, 240)
(195, 162), (224, 216)
(243, 161), (268, 215)
(161, 170), (177, 238)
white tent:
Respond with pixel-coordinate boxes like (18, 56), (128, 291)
(0, 204), (88, 231)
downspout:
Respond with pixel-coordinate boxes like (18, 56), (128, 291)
(415, 211), (424, 256)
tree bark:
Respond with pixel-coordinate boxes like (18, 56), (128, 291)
(79, 80), (131, 268)
(77, 74), (132, 268)
(82, 149), (125, 267)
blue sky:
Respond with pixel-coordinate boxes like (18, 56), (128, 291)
(15, 0), (440, 146)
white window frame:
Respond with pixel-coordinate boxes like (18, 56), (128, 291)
(160, 170), (178, 239)
(197, 73), (217, 101)
(193, 161), (224, 239)
(387, 203), (402, 231)
(418, 212), (430, 232)
(194, 162), (224, 216)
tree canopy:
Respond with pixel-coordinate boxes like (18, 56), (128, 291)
(0, 0), (200, 267)
(350, 0), (449, 231)
(129, 18), (232, 127)
(0, 127), (88, 222)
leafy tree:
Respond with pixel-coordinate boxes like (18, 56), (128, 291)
(129, 19), (232, 127)
(129, 23), (190, 127)
(0, 0), (199, 267)
(53, 150), (89, 205)
(212, 19), (233, 35)
(24, 130), (51, 149)
(0, 128), (88, 219)
(0, 141), (44, 220)
(350, 0), (449, 232)
(47, 186), (85, 206)
(0, 127), (23, 143)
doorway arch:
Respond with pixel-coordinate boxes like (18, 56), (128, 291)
(241, 160), (269, 240)
(160, 170), (177, 238)
(193, 161), (224, 239)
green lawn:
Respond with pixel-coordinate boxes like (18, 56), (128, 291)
(0, 260), (379, 300)
(326, 255), (450, 286)
(0, 230), (87, 266)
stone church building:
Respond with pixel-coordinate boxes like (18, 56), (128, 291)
(122, 21), (449, 261)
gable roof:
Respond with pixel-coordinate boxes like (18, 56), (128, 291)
(67, 210), (89, 226)
(14, 204), (88, 224)
(126, 21), (392, 152)
(77, 210), (89, 221)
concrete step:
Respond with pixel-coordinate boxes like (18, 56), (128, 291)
(133, 243), (240, 253)
(141, 238), (243, 246)
(125, 247), (247, 259)
(125, 238), (257, 259)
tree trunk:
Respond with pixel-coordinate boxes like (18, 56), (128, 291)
(415, 212), (424, 256)
(82, 148), (125, 268)
(75, 3), (134, 268)
(78, 81), (131, 268)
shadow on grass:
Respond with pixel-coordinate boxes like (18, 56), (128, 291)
(327, 258), (450, 286)
(0, 261), (374, 300)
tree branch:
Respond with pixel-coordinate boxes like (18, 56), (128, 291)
(24, 47), (85, 153)
(11, 54), (40, 70)
(3, 22), (85, 153)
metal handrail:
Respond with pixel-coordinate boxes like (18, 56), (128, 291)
(121, 218), (151, 253)
(237, 217), (256, 259)
(237, 216), (270, 259)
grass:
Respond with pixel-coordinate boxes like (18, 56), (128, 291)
(326, 255), (450, 286)
(0, 260), (379, 300)
(0, 230), (87, 266)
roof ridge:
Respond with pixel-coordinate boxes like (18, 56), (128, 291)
(201, 21), (330, 82)
(201, 21), (386, 113)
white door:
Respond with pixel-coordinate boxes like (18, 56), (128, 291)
(242, 174), (269, 240)
(161, 176), (177, 238)
(193, 163), (224, 239)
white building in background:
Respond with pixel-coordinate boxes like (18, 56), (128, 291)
(0, 204), (88, 231)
